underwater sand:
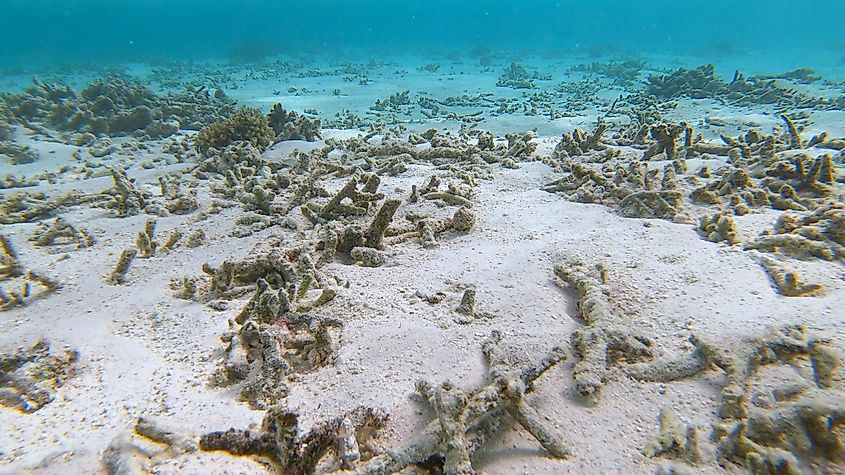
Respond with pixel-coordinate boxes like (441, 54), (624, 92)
(0, 52), (844, 475)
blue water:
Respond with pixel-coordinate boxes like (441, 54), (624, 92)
(2, 0), (843, 69)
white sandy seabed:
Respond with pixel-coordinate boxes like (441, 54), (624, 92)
(0, 54), (844, 475)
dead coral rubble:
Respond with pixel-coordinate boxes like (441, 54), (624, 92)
(647, 64), (845, 110)
(107, 168), (149, 217)
(3, 77), (235, 137)
(214, 311), (343, 409)
(554, 260), (653, 402)
(551, 122), (609, 160)
(744, 201), (844, 261)
(0, 234), (22, 280)
(302, 176), (385, 223)
(174, 239), (343, 407)
(697, 212), (740, 245)
(496, 63), (551, 89)
(0, 235), (60, 311)
(642, 407), (701, 464)
(0, 141), (39, 165)
(544, 161), (685, 221)
(195, 107), (274, 156)
(756, 254), (824, 297)
(0, 191), (92, 225)
(330, 331), (568, 475)
(29, 217), (95, 250)
(0, 339), (78, 413)
(267, 102), (323, 142)
(108, 249), (137, 285)
(383, 206), (477, 249)
(201, 405), (387, 474)
(627, 324), (845, 474)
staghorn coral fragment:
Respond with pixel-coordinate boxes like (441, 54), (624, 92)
(745, 234), (838, 261)
(696, 168), (772, 214)
(450, 207), (476, 232)
(319, 177), (385, 221)
(554, 260), (653, 401)
(628, 323), (845, 472)
(294, 288), (338, 313)
(108, 249), (137, 285)
(628, 324), (819, 418)
(0, 141), (39, 165)
(103, 416), (198, 475)
(160, 229), (183, 252)
(0, 234), (23, 279)
(236, 278), (291, 325)
(198, 260), (247, 301)
(1, 191), (94, 225)
(697, 212), (740, 245)
(756, 255), (824, 297)
(215, 309), (342, 409)
(7, 76), (232, 137)
(544, 160), (686, 222)
(267, 103), (323, 142)
(364, 199), (401, 250)
(642, 407), (701, 464)
(715, 391), (845, 474)
(197, 141), (269, 176)
(384, 207), (476, 249)
(809, 342), (842, 389)
(624, 343), (707, 383)
(1, 268), (61, 311)
(333, 332), (568, 475)
(415, 380), (476, 474)
(815, 154), (836, 184)
(226, 320), (290, 408)
(756, 153), (840, 210)
(643, 123), (687, 161)
(201, 405), (387, 474)
(25, 269), (60, 293)
(780, 114), (803, 149)
(551, 122), (608, 160)
(744, 201), (844, 261)
(424, 191), (473, 208)
(495, 62), (549, 89)
(29, 217), (95, 250)
(618, 190), (684, 220)
(338, 416), (362, 470)
(185, 229), (206, 248)
(645, 64), (842, 109)
(158, 175), (199, 215)
(135, 219), (157, 258)
(0, 339), (78, 413)
(109, 169), (148, 217)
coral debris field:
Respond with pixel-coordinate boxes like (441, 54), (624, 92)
(0, 53), (844, 474)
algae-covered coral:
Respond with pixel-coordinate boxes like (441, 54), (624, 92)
(195, 107), (274, 155)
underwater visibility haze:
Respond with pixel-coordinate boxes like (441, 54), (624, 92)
(0, 1), (844, 475)
(2, 0), (845, 67)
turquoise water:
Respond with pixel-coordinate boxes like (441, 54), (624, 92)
(2, 1), (843, 69)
